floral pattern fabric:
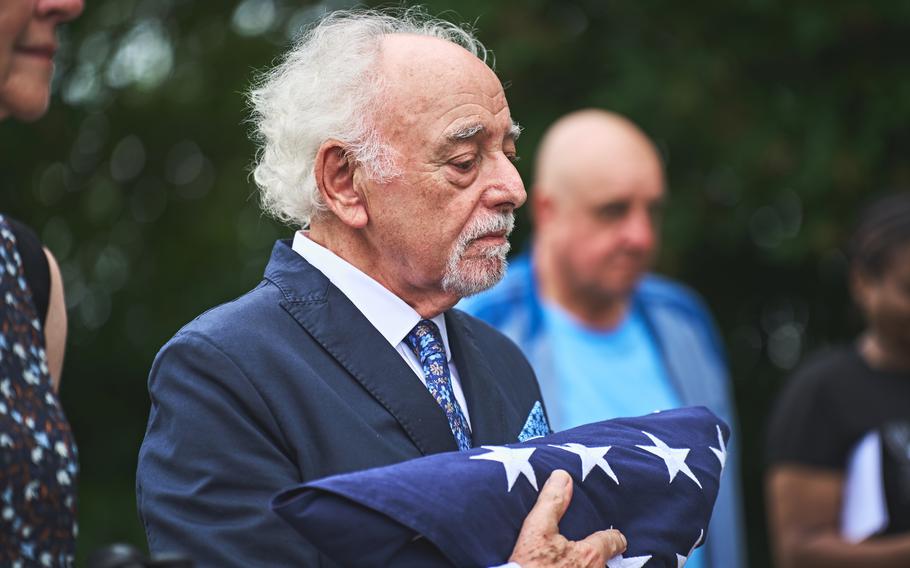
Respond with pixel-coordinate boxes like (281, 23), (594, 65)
(0, 215), (78, 567)
(517, 400), (551, 442)
(405, 319), (473, 451)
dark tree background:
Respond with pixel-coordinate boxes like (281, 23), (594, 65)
(2, 0), (908, 565)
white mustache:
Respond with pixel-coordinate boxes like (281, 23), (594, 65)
(459, 212), (515, 247)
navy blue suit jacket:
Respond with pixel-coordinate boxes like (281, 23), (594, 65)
(136, 240), (545, 567)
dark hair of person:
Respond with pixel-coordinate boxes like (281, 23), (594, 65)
(849, 192), (910, 278)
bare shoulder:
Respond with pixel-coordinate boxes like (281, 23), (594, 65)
(43, 247), (68, 391)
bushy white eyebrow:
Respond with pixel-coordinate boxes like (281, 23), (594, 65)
(446, 120), (522, 143)
(509, 120), (523, 141)
(448, 123), (485, 142)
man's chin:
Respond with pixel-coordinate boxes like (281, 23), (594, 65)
(442, 255), (508, 297)
(606, 267), (647, 291)
(468, 253), (508, 276)
(582, 275), (641, 304)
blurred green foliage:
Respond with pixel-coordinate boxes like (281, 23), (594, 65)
(2, 0), (909, 565)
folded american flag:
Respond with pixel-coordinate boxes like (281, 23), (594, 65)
(272, 406), (729, 567)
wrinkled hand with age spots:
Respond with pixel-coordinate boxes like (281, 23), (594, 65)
(509, 469), (627, 568)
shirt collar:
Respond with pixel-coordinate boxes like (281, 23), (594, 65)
(291, 231), (452, 361)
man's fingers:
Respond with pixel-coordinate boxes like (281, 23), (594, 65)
(520, 469), (574, 536)
(512, 474), (628, 568)
(579, 528), (628, 562)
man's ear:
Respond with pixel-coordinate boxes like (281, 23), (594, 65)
(314, 140), (369, 229)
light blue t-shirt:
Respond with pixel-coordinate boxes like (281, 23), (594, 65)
(541, 302), (706, 568)
(542, 302), (682, 430)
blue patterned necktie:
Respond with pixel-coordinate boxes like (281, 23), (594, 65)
(405, 320), (473, 451)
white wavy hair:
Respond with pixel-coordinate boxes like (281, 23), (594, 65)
(248, 8), (492, 228)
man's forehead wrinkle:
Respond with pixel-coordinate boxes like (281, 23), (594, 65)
(435, 97), (510, 127)
(379, 41), (504, 107)
(445, 89), (506, 101)
(428, 87), (507, 111)
(373, 34), (515, 163)
(379, 88), (506, 126)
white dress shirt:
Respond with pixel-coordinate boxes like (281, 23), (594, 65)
(291, 231), (471, 427)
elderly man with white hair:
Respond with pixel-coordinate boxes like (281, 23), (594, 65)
(136, 8), (627, 567)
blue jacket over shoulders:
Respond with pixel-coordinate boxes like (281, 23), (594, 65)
(459, 251), (748, 568)
(136, 240), (545, 567)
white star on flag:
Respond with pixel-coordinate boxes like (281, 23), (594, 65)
(636, 431), (702, 489)
(607, 552), (652, 568)
(709, 425), (727, 470)
(470, 446), (538, 492)
(676, 528), (704, 567)
(548, 443), (619, 484)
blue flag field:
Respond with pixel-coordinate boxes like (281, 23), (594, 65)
(272, 406), (729, 567)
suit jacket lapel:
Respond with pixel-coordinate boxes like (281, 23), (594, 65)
(265, 242), (458, 456)
(445, 310), (510, 445)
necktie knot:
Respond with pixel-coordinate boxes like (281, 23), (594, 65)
(405, 319), (446, 363)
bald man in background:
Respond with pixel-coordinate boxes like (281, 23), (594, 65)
(460, 109), (747, 568)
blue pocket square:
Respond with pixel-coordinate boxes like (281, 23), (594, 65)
(517, 400), (550, 442)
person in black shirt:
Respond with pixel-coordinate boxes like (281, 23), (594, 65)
(766, 192), (910, 567)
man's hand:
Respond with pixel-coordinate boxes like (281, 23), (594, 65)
(509, 469), (627, 568)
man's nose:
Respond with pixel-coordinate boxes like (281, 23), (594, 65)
(482, 153), (527, 212)
(36, 0), (85, 22)
(622, 208), (657, 252)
